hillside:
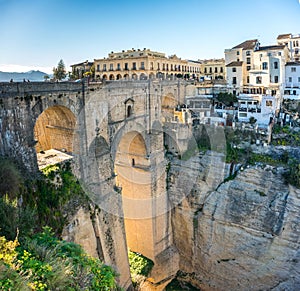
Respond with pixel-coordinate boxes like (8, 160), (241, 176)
(0, 70), (50, 82)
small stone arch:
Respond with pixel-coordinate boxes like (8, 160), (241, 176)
(124, 74), (129, 80)
(102, 74), (108, 80)
(116, 74), (122, 80)
(90, 135), (110, 158)
(149, 73), (155, 79)
(124, 98), (134, 118)
(132, 73), (138, 80)
(139, 73), (147, 80)
(109, 74), (115, 80)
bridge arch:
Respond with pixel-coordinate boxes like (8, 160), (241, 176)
(34, 105), (77, 154)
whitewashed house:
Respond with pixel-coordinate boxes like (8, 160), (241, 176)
(225, 39), (259, 96)
(248, 45), (288, 98)
(284, 61), (300, 100)
(237, 94), (277, 127)
(277, 33), (300, 62)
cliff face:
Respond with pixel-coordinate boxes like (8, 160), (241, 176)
(169, 152), (300, 290)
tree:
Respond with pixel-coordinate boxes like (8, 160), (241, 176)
(216, 92), (238, 107)
(43, 75), (49, 82)
(249, 116), (257, 124)
(53, 59), (67, 81)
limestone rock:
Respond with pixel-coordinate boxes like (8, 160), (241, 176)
(170, 153), (300, 290)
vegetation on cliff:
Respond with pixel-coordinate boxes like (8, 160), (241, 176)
(0, 227), (118, 290)
(128, 250), (153, 287)
(172, 125), (300, 188)
(0, 159), (119, 290)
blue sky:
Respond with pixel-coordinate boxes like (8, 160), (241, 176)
(0, 0), (300, 73)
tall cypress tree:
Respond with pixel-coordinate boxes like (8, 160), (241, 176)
(53, 59), (67, 81)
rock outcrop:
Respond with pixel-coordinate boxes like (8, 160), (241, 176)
(169, 152), (300, 290)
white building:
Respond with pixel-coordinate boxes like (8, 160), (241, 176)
(277, 33), (300, 61)
(237, 95), (277, 127)
(248, 45), (288, 97)
(283, 61), (300, 99)
(185, 96), (211, 123)
(225, 39), (259, 95)
(226, 61), (243, 95)
(225, 39), (288, 98)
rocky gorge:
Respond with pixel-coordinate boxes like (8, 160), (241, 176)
(167, 148), (300, 290)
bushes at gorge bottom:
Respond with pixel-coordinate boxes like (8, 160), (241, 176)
(128, 250), (154, 285)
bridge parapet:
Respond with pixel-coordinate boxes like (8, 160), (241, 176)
(0, 81), (83, 98)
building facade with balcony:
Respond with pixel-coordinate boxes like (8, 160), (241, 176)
(225, 39), (289, 97)
(198, 58), (226, 81)
(225, 39), (259, 95)
(185, 96), (212, 122)
(283, 61), (300, 99)
(248, 45), (289, 97)
(277, 33), (300, 61)
(93, 48), (201, 81)
(237, 94), (276, 127)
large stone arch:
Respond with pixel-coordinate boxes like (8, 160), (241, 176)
(34, 105), (77, 153)
(31, 93), (79, 120)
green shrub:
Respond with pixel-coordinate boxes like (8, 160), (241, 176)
(285, 160), (300, 188)
(0, 228), (119, 291)
(128, 250), (154, 283)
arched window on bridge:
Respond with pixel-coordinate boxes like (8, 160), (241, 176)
(127, 105), (132, 117)
(124, 98), (134, 119)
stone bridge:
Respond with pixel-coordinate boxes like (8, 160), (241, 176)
(0, 79), (195, 290)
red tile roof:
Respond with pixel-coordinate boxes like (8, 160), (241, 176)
(277, 33), (291, 40)
(232, 39), (258, 50)
(258, 45), (286, 51)
(226, 61), (243, 67)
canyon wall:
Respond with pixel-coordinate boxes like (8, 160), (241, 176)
(169, 152), (300, 290)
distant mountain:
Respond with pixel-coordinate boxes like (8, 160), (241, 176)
(0, 70), (51, 82)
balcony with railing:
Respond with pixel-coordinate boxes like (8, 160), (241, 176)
(285, 82), (299, 88)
